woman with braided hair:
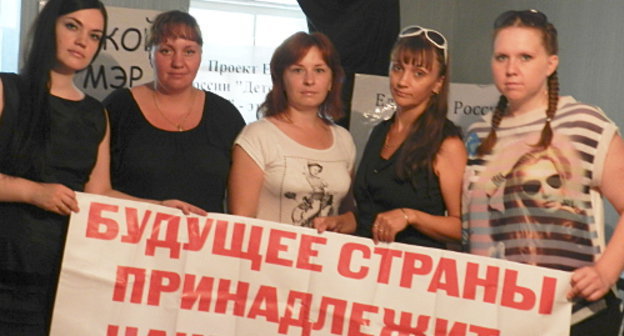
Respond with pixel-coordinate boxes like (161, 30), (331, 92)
(462, 9), (624, 335)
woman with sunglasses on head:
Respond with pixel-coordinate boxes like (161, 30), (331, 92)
(462, 9), (624, 335)
(0, 0), (107, 333)
(228, 32), (356, 227)
(314, 26), (466, 248)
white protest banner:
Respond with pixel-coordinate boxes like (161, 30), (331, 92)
(349, 73), (500, 166)
(74, 6), (161, 101)
(51, 193), (571, 336)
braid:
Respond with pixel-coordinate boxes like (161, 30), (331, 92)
(534, 71), (559, 148)
(477, 95), (508, 156)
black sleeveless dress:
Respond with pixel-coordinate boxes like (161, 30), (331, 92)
(0, 73), (106, 335)
(354, 118), (460, 248)
(104, 88), (245, 212)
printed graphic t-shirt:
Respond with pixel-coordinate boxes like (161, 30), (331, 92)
(235, 118), (356, 227)
(462, 96), (618, 272)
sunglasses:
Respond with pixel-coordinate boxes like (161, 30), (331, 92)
(494, 9), (548, 29)
(398, 25), (448, 63)
(521, 174), (562, 196)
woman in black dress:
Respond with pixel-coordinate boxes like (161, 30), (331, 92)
(0, 0), (107, 334)
(101, 10), (245, 213)
(314, 26), (466, 248)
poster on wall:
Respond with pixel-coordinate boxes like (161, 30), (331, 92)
(74, 6), (161, 101)
(50, 193), (572, 336)
(349, 73), (500, 165)
(194, 45), (274, 123)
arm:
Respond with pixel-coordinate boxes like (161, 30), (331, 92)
(84, 112), (115, 196)
(314, 211), (357, 234)
(85, 113), (206, 215)
(0, 77), (79, 215)
(338, 170), (356, 214)
(373, 136), (466, 243)
(569, 133), (624, 301)
(313, 170), (357, 234)
(0, 174), (79, 215)
(227, 144), (264, 217)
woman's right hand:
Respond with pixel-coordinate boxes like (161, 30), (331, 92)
(160, 199), (207, 216)
(32, 182), (79, 215)
(313, 212), (356, 234)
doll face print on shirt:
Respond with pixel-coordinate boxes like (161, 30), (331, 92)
(465, 131), (592, 270)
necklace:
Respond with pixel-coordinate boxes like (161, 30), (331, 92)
(152, 87), (197, 132)
(383, 130), (395, 149)
(383, 123), (401, 149)
(383, 121), (409, 150)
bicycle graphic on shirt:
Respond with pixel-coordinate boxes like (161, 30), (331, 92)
(285, 162), (334, 227)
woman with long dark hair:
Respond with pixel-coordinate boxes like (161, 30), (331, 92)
(0, 0), (107, 333)
(314, 26), (466, 248)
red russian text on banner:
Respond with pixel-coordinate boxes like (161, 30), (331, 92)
(50, 193), (572, 336)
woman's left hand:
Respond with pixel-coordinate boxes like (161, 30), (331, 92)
(568, 266), (612, 301)
(372, 209), (410, 244)
(161, 199), (207, 216)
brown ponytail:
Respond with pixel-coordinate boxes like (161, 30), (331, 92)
(533, 71), (559, 149)
(476, 95), (508, 155)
